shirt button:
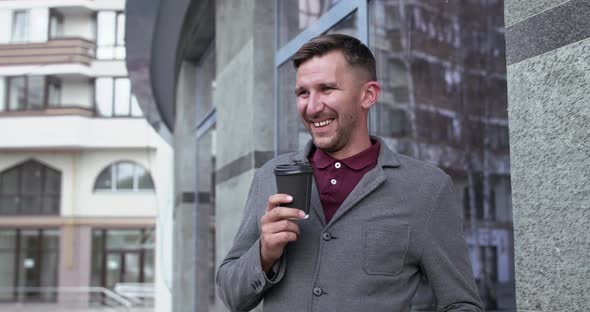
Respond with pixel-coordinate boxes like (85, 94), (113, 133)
(322, 232), (332, 241)
(313, 287), (323, 296)
(330, 179), (337, 185)
(335, 162), (341, 169)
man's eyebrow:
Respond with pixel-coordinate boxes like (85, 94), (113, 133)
(318, 82), (338, 88)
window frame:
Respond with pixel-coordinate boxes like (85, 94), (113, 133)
(3, 76), (63, 112)
(11, 9), (30, 43)
(94, 77), (141, 118)
(0, 160), (61, 216)
(93, 161), (155, 193)
(48, 9), (65, 40)
(96, 11), (126, 60)
(0, 228), (60, 302)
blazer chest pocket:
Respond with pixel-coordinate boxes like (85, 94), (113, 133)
(363, 224), (409, 276)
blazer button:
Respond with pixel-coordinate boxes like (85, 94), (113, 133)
(313, 287), (323, 296)
(322, 232), (332, 241)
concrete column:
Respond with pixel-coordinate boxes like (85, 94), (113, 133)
(504, 1), (590, 310)
(58, 225), (91, 305)
(173, 62), (198, 312)
(213, 1), (275, 311)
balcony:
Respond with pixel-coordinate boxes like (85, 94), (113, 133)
(0, 38), (95, 67)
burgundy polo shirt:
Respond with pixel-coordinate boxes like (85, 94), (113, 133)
(309, 140), (380, 223)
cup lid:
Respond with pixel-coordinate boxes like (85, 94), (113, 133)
(274, 163), (313, 175)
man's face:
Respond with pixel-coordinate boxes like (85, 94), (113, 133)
(295, 51), (367, 154)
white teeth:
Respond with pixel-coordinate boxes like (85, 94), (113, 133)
(313, 119), (333, 127)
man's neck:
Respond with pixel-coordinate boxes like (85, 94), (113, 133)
(325, 135), (372, 160)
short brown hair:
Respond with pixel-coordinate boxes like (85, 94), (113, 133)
(292, 34), (377, 81)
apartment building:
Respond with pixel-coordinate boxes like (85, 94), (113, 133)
(0, 0), (172, 308)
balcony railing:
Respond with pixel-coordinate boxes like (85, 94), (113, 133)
(0, 38), (96, 66)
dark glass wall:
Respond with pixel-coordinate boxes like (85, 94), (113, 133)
(368, 1), (513, 310)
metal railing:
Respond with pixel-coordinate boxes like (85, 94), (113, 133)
(0, 286), (134, 312)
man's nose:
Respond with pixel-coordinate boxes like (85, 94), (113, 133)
(306, 92), (324, 116)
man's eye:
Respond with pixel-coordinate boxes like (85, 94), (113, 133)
(297, 91), (309, 97)
(322, 87), (334, 93)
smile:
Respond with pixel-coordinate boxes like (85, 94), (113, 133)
(312, 119), (334, 128)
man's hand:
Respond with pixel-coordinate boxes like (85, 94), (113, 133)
(260, 194), (306, 272)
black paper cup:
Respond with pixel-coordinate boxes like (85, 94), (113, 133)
(274, 163), (313, 219)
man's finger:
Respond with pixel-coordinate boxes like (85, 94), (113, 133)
(266, 206), (306, 221)
(266, 193), (293, 212)
(262, 219), (300, 235)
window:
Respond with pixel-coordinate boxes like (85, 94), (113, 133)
(94, 161), (155, 192)
(0, 160), (61, 215)
(97, 11), (126, 59)
(95, 77), (142, 117)
(90, 228), (155, 295)
(48, 9), (64, 39)
(0, 229), (59, 302)
(4, 76), (62, 111)
(11, 10), (30, 43)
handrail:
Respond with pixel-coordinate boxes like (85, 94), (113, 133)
(0, 286), (133, 308)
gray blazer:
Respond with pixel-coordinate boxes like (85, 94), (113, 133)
(217, 137), (483, 312)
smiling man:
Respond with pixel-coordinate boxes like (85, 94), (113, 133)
(217, 34), (483, 312)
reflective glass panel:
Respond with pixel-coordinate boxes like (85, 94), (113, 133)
(368, 1), (513, 310)
(95, 78), (114, 116)
(8, 77), (26, 111)
(106, 229), (142, 250)
(11, 10), (29, 42)
(136, 166), (154, 190)
(116, 162), (134, 190)
(278, 0), (342, 46)
(116, 13), (125, 46)
(97, 12), (116, 46)
(95, 166), (113, 190)
(27, 76), (44, 109)
(114, 78), (131, 116)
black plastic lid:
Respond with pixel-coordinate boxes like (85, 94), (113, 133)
(274, 163), (313, 175)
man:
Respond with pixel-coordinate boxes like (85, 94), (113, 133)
(217, 34), (483, 312)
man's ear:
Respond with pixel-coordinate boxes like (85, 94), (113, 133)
(360, 81), (381, 110)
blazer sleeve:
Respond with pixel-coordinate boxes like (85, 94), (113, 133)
(420, 175), (485, 312)
(216, 170), (287, 311)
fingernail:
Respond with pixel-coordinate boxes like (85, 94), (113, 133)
(299, 210), (306, 218)
(287, 196), (293, 202)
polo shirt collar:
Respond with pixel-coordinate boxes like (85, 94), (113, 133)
(311, 140), (381, 170)
(290, 136), (401, 168)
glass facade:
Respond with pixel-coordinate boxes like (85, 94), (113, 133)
(275, 0), (514, 310)
(278, 0), (342, 46)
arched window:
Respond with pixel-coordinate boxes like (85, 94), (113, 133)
(0, 159), (61, 215)
(94, 161), (155, 192)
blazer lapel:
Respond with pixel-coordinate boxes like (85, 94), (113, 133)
(310, 179), (326, 226)
(326, 166), (386, 227)
(326, 137), (401, 227)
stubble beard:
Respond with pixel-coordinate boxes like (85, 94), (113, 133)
(309, 115), (355, 154)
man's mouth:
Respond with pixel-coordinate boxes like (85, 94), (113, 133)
(312, 119), (334, 128)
